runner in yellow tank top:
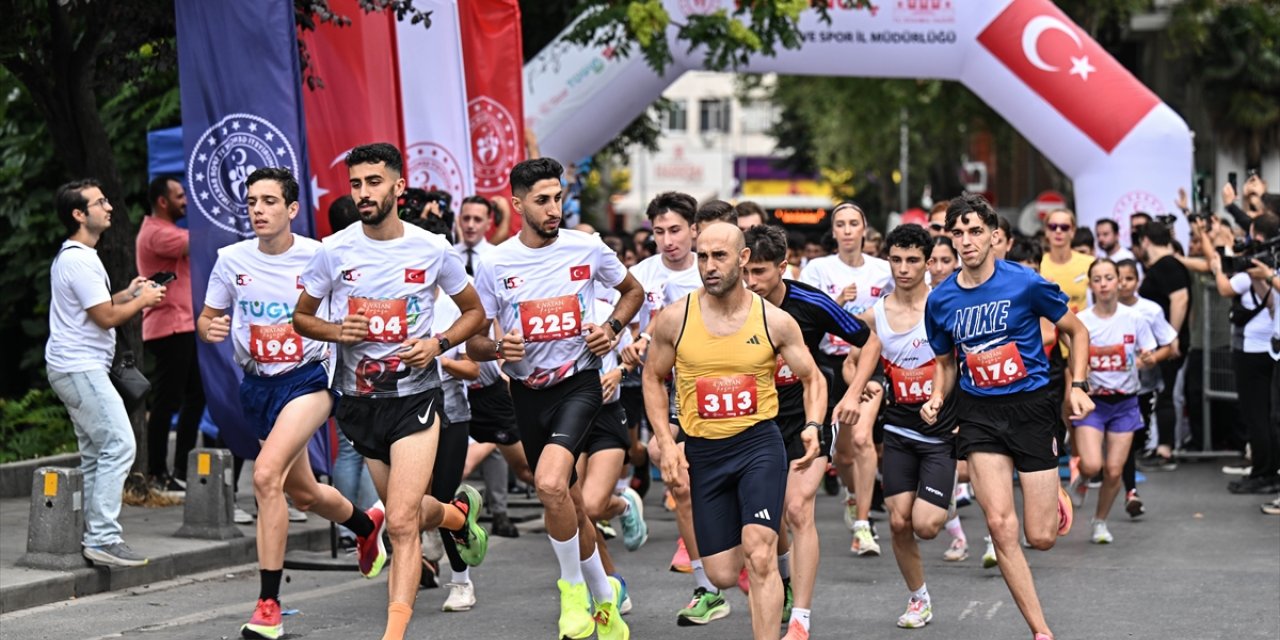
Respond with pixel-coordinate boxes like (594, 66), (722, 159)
(643, 223), (828, 640)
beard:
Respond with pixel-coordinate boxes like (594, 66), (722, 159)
(703, 270), (740, 297)
(526, 212), (559, 240)
(359, 195), (395, 226)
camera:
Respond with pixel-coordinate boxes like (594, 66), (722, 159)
(1225, 235), (1280, 274)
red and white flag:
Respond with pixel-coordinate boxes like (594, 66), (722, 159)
(397, 0), (474, 205)
(300, 0), (403, 237)
(459, 0), (525, 204)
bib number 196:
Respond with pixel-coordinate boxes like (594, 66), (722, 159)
(249, 324), (303, 363)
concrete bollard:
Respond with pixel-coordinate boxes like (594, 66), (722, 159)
(175, 449), (243, 540)
(18, 467), (88, 570)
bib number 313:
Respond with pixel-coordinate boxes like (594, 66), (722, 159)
(695, 374), (758, 419)
(964, 342), (1028, 389)
(519, 295), (581, 343)
(249, 324), (303, 363)
(350, 297), (407, 343)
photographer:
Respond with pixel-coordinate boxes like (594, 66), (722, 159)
(1206, 212), (1279, 495)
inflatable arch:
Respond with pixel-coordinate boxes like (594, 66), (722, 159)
(524, 0), (1193, 239)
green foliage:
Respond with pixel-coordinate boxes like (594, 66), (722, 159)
(0, 388), (75, 463)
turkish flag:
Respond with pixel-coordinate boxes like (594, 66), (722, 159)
(405, 268), (426, 283)
(570, 265), (591, 281)
(977, 0), (1159, 153)
(300, 0), (404, 238)
(459, 0), (525, 238)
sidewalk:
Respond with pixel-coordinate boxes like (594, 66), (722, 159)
(0, 487), (333, 614)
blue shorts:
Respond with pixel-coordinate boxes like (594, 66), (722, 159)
(239, 362), (333, 441)
(1073, 395), (1143, 433)
(685, 420), (787, 557)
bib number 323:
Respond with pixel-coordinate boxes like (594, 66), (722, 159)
(695, 374), (758, 419)
(249, 324), (303, 363)
(1088, 344), (1126, 372)
(964, 342), (1028, 389)
(350, 297), (407, 343)
(519, 295), (581, 343)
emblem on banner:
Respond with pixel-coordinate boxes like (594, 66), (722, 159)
(678, 0), (721, 16)
(187, 113), (300, 237)
(468, 96), (521, 192)
(1111, 190), (1166, 217)
(406, 142), (465, 202)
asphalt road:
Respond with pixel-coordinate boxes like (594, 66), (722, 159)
(2, 461), (1276, 639)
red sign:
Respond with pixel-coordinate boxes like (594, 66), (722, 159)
(977, 0), (1159, 153)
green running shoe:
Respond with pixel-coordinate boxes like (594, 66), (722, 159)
(676, 587), (731, 626)
(593, 576), (630, 640)
(557, 579), (594, 639)
(450, 484), (489, 567)
(781, 578), (794, 623)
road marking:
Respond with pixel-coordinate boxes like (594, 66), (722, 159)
(959, 600), (980, 620)
(985, 601), (1003, 619)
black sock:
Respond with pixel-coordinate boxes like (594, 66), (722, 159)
(259, 569), (283, 603)
(341, 506), (375, 538)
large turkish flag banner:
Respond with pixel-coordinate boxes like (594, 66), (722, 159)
(977, 0), (1159, 153)
(300, 0), (404, 237)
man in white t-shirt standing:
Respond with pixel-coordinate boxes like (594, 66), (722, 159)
(468, 158), (643, 640)
(800, 201), (893, 556)
(46, 179), (166, 568)
(293, 143), (488, 640)
(1094, 218), (1135, 263)
(455, 195), (497, 276)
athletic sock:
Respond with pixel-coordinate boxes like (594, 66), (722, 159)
(615, 477), (629, 494)
(381, 602), (413, 640)
(854, 519), (870, 530)
(691, 558), (717, 593)
(912, 583), (929, 603)
(259, 569), (283, 603)
(341, 507), (375, 538)
(792, 607), (811, 631)
(945, 515), (966, 543)
(550, 534), (584, 583)
(441, 500), (467, 532)
(452, 566), (471, 584)
(777, 551), (792, 581)
(580, 548), (614, 603)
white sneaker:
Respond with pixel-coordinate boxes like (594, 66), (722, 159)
(842, 489), (858, 532)
(234, 507), (254, 525)
(851, 522), (880, 556)
(981, 535), (998, 569)
(1091, 519), (1114, 544)
(442, 581), (476, 611)
(287, 504), (308, 522)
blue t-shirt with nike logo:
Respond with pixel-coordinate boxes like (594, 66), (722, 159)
(925, 260), (1068, 397)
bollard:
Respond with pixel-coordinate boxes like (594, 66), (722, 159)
(17, 467), (88, 570)
(174, 449), (243, 540)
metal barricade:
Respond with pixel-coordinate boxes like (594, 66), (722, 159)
(1198, 276), (1239, 455)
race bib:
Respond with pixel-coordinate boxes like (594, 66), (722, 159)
(964, 342), (1028, 389)
(249, 323), (303, 364)
(350, 297), (407, 343)
(1089, 344), (1127, 372)
(695, 374), (758, 419)
(519, 295), (582, 343)
(774, 354), (799, 386)
(888, 361), (935, 404)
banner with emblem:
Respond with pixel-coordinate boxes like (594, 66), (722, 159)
(300, 0), (404, 238)
(396, 0), (475, 207)
(177, 0), (317, 463)
(459, 0), (525, 214)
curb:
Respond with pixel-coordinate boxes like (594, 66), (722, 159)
(0, 453), (81, 499)
(0, 525), (331, 613)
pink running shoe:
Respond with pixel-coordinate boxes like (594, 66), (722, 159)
(669, 537), (692, 573)
(1057, 485), (1074, 536)
(356, 500), (387, 578)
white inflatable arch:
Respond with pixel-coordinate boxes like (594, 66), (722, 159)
(524, 0), (1192, 238)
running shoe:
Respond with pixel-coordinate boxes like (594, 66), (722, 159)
(287, 504), (307, 523)
(843, 489), (858, 532)
(896, 596), (933, 629)
(737, 566), (750, 594)
(1087, 473), (1103, 489)
(943, 537), (969, 562)
(450, 484), (490, 567)
(1034, 635), (1053, 640)
(423, 527), (445, 562)
(1090, 519), (1113, 544)
(954, 482), (972, 508)
(1138, 452), (1177, 471)
(782, 619), (810, 640)
(557, 579), (595, 639)
(356, 500), (387, 578)
(1125, 489), (1145, 518)
(490, 511), (520, 538)
(982, 535), (998, 569)
(82, 541), (148, 567)
(1261, 496), (1280, 516)
(234, 507), (254, 524)
(1056, 485), (1074, 536)
(442, 581), (476, 611)
(419, 556), (440, 589)
(619, 487), (648, 551)
(781, 578), (794, 623)
(669, 537), (692, 573)
(851, 522), (880, 556)
(612, 574), (632, 615)
(1066, 475), (1088, 508)
(240, 598), (282, 639)
(823, 464), (840, 496)
(664, 489), (677, 512)
(597, 520), (617, 540)
(593, 576), (630, 640)
(676, 587), (730, 626)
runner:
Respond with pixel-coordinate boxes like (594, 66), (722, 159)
(196, 168), (384, 639)
(293, 143), (490, 640)
(467, 157), (643, 640)
(742, 224), (874, 639)
(800, 202), (893, 556)
(1068, 259), (1171, 543)
(644, 222), (828, 640)
(921, 194), (1091, 640)
(858, 223), (959, 629)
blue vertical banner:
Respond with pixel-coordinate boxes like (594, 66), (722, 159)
(176, 0), (327, 470)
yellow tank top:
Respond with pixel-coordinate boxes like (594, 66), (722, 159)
(675, 291), (779, 439)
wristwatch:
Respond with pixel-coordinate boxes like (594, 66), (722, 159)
(435, 335), (451, 353)
(605, 318), (623, 336)
(1071, 380), (1090, 393)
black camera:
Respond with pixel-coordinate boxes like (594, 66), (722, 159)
(1225, 235), (1280, 274)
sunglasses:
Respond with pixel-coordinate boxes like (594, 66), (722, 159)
(1046, 223), (1073, 233)
(929, 223), (945, 231)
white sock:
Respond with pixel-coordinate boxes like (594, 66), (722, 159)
(778, 550), (791, 581)
(945, 515), (966, 543)
(550, 534), (583, 583)
(691, 558), (717, 593)
(452, 566), (471, 585)
(619, 497), (631, 517)
(580, 548), (614, 603)
(912, 583), (929, 602)
(792, 607), (811, 631)
(615, 477), (629, 494)
(854, 519), (870, 530)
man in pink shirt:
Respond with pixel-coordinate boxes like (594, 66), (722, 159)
(136, 176), (204, 492)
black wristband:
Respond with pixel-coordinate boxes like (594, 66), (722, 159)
(803, 421), (822, 431)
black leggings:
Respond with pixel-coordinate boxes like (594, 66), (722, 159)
(1154, 356), (1185, 449)
(432, 419), (470, 573)
(1123, 392), (1155, 493)
(144, 332), (206, 479)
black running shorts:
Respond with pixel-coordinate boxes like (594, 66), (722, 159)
(686, 421), (787, 557)
(881, 429), (956, 510)
(508, 369), (603, 485)
(585, 401), (630, 455)
(955, 387), (1060, 473)
(336, 387), (445, 464)
(468, 381), (521, 445)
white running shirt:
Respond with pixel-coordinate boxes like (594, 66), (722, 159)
(800, 253), (893, 355)
(432, 293), (471, 423)
(628, 254), (702, 333)
(1077, 304), (1158, 396)
(300, 223), (469, 398)
(593, 297), (633, 404)
(474, 230), (627, 389)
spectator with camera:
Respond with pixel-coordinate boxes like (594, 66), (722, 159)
(1204, 212), (1279, 495)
